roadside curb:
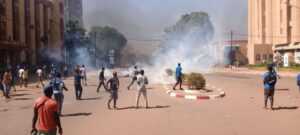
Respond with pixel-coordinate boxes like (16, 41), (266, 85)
(164, 84), (226, 100)
(216, 70), (297, 77)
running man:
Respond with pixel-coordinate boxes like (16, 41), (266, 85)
(106, 71), (120, 109)
(136, 70), (149, 109)
(80, 65), (87, 86)
(31, 86), (63, 135)
(173, 63), (183, 90)
(127, 66), (139, 90)
(49, 65), (57, 80)
(36, 67), (45, 88)
(50, 73), (68, 115)
(263, 64), (278, 110)
(96, 67), (106, 93)
(74, 69), (83, 100)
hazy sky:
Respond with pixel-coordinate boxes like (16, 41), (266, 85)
(83, 0), (247, 40)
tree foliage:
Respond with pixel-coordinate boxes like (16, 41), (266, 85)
(89, 26), (127, 57)
(164, 12), (214, 46)
(64, 20), (90, 66)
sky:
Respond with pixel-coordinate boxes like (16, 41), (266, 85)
(83, 0), (247, 40)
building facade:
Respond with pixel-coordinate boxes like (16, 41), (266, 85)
(0, 0), (64, 66)
(64, 0), (83, 27)
(224, 40), (248, 66)
(248, 0), (300, 66)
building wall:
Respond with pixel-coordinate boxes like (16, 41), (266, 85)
(248, 0), (300, 64)
(248, 0), (274, 64)
(0, 0), (64, 66)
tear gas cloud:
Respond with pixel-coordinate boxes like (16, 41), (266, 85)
(40, 45), (95, 70)
(141, 12), (224, 84)
(73, 47), (95, 70)
(83, 0), (247, 83)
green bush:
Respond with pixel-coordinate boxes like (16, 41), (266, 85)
(184, 73), (206, 90)
(290, 62), (300, 67)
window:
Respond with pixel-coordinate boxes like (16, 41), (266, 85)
(12, 0), (20, 41)
(59, 2), (64, 14)
(263, 54), (268, 61)
(256, 54), (261, 61)
(0, 0), (6, 40)
(269, 54), (273, 60)
(60, 18), (64, 39)
(0, 21), (6, 40)
(25, 0), (31, 44)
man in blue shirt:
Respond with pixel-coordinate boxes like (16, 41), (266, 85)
(74, 69), (83, 100)
(106, 71), (120, 109)
(50, 73), (68, 115)
(173, 63), (183, 90)
(263, 64), (277, 110)
(297, 73), (300, 92)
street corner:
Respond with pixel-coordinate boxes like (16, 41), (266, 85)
(164, 84), (226, 101)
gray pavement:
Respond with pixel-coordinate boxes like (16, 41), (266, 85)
(0, 72), (300, 135)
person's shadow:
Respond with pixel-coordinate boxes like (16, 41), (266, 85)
(80, 97), (101, 101)
(116, 105), (170, 110)
(275, 88), (289, 91)
(61, 112), (92, 117)
(272, 106), (298, 111)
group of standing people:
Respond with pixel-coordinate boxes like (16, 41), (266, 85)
(30, 64), (86, 135)
(96, 66), (150, 109)
(0, 66), (28, 99)
(30, 65), (150, 135)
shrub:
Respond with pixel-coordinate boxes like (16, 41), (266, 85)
(184, 73), (206, 90)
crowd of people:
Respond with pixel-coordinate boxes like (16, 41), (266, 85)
(3, 62), (300, 135)
(28, 64), (150, 135)
(0, 64), (71, 99)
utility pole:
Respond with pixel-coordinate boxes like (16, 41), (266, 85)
(230, 30), (234, 66)
(94, 32), (97, 68)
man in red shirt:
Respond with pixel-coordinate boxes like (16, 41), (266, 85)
(31, 86), (63, 135)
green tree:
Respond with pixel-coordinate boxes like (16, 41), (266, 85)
(164, 12), (214, 47)
(64, 20), (90, 66)
(89, 26), (127, 65)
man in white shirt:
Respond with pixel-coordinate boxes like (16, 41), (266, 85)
(136, 69), (149, 109)
(80, 65), (87, 86)
(127, 66), (139, 90)
(18, 67), (24, 88)
(36, 67), (44, 88)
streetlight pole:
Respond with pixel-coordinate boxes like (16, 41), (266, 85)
(94, 32), (97, 68)
(230, 30), (234, 66)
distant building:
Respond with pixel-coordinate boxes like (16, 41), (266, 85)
(0, 0), (64, 66)
(64, 0), (83, 27)
(248, 0), (300, 66)
(224, 40), (248, 66)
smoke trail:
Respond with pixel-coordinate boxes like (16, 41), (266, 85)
(39, 47), (64, 63)
(73, 47), (95, 70)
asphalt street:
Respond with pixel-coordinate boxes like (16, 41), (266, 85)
(0, 71), (300, 135)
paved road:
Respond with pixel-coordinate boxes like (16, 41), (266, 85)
(0, 72), (300, 135)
